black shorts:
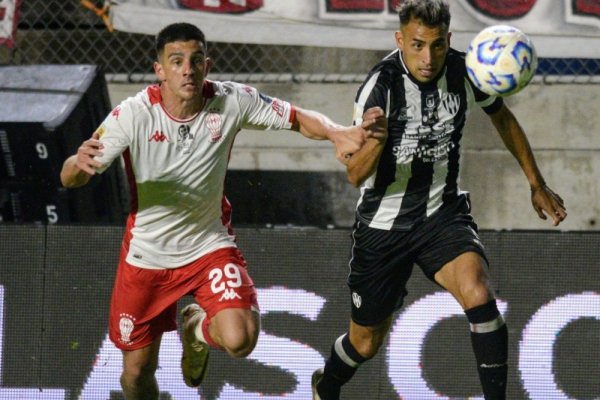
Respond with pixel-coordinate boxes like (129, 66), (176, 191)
(348, 199), (487, 326)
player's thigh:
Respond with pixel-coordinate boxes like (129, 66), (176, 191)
(210, 307), (260, 350)
(348, 222), (415, 326)
(414, 213), (493, 309)
(190, 247), (259, 320)
(110, 261), (178, 350)
(434, 251), (494, 309)
(122, 335), (162, 376)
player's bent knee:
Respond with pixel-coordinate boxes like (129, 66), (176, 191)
(219, 318), (259, 358)
(221, 331), (258, 358)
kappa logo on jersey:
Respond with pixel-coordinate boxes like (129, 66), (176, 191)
(148, 130), (169, 142)
(111, 106), (121, 119)
(219, 288), (242, 301)
(206, 113), (223, 142)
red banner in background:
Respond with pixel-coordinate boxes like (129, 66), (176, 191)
(0, 0), (20, 48)
(575, 0), (600, 16)
(465, 0), (536, 19)
(109, 0), (600, 58)
(178, 0), (263, 13)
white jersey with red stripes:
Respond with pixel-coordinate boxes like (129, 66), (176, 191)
(94, 80), (295, 269)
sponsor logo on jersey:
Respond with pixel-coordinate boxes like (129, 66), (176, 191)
(392, 141), (456, 163)
(118, 313), (136, 344)
(148, 130), (169, 142)
(94, 126), (106, 139)
(206, 113), (223, 142)
(271, 98), (285, 117)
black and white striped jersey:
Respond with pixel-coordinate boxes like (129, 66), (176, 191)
(353, 48), (503, 231)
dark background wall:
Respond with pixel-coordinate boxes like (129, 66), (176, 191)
(0, 225), (598, 399)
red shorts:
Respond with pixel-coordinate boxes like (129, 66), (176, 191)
(109, 246), (258, 351)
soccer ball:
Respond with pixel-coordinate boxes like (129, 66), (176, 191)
(465, 25), (538, 97)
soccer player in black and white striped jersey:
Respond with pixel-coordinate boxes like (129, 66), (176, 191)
(312, 1), (567, 399)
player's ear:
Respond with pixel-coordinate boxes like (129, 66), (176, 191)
(154, 61), (165, 81)
(204, 57), (213, 76)
(395, 31), (404, 50)
(447, 31), (452, 47)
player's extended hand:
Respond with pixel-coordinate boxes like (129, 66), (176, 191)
(361, 106), (387, 141)
(75, 131), (104, 175)
(334, 107), (388, 165)
(531, 184), (567, 226)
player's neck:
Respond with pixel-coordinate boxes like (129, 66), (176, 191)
(160, 86), (205, 119)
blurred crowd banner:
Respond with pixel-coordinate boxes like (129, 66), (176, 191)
(110, 0), (600, 57)
(0, 0), (20, 48)
(0, 225), (598, 399)
(2, 0), (599, 82)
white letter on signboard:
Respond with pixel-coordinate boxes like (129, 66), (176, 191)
(388, 292), (507, 400)
(519, 292), (600, 400)
(218, 286), (326, 399)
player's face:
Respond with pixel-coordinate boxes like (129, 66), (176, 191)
(395, 18), (450, 83)
(154, 40), (211, 102)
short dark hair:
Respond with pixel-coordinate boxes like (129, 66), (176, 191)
(155, 22), (207, 58)
(398, 0), (450, 30)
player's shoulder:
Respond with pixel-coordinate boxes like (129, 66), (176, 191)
(209, 80), (257, 98)
(366, 49), (405, 83)
(103, 85), (157, 126)
(446, 47), (467, 70)
(117, 85), (156, 113)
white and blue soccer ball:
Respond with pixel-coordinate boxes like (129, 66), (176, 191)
(465, 25), (538, 97)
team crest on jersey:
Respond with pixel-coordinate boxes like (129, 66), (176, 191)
(441, 93), (461, 116)
(206, 113), (223, 143)
(352, 292), (362, 308)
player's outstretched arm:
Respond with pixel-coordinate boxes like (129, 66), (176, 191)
(291, 106), (385, 164)
(346, 107), (388, 187)
(60, 132), (104, 188)
(490, 103), (567, 226)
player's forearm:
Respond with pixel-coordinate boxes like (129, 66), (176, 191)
(60, 155), (93, 188)
(347, 138), (385, 187)
(293, 107), (342, 141)
(491, 106), (545, 189)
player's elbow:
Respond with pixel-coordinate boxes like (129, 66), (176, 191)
(61, 170), (92, 188)
(347, 173), (364, 188)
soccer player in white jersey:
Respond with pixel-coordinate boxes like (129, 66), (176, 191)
(60, 22), (383, 399)
(312, 1), (567, 399)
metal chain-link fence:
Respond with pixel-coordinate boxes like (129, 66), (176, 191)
(1, 0), (599, 83)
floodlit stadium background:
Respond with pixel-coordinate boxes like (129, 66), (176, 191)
(0, 1), (599, 399)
